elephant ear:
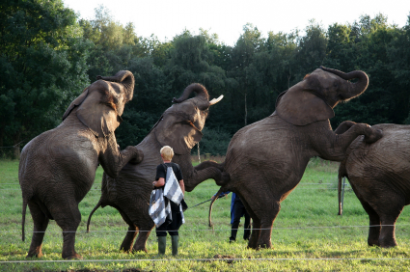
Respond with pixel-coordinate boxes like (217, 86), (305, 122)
(276, 87), (334, 126)
(62, 88), (89, 121)
(76, 88), (122, 138)
(155, 115), (203, 154)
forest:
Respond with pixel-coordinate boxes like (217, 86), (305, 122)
(1, 0), (410, 157)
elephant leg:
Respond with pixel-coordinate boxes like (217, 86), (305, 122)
(132, 226), (153, 253)
(53, 202), (82, 259)
(247, 218), (261, 249)
(358, 199), (381, 246)
(120, 225), (138, 253)
(378, 205), (403, 248)
(240, 195), (278, 249)
(27, 201), (49, 258)
(239, 197), (259, 249)
(257, 201), (280, 249)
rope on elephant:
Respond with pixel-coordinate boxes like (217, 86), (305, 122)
(1, 257), (410, 264)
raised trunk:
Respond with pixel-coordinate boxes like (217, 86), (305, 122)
(320, 66), (369, 99)
(97, 70), (135, 102)
(172, 83), (210, 110)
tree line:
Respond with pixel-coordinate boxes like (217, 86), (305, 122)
(1, 0), (410, 157)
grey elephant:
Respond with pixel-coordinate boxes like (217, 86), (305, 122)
(19, 70), (144, 259)
(336, 121), (410, 248)
(205, 67), (383, 249)
(86, 83), (223, 253)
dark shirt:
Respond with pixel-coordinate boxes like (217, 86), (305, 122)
(155, 162), (183, 182)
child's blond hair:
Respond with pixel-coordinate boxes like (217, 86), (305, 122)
(160, 146), (174, 161)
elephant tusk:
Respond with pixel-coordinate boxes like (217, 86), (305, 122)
(209, 95), (224, 106)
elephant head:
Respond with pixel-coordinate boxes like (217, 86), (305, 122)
(153, 83), (223, 154)
(62, 70), (135, 138)
(275, 67), (369, 126)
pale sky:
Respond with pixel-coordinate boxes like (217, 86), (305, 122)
(64, 0), (410, 46)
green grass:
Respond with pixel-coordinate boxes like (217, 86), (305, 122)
(1, 158), (410, 271)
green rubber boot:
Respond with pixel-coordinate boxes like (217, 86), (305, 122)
(171, 235), (179, 256)
(158, 236), (166, 255)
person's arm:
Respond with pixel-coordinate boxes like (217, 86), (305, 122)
(153, 177), (165, 188)
(179, 179), (185, 195)
(152, 165), (166, 188)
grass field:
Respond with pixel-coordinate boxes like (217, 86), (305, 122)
(1, 158), (410, 271)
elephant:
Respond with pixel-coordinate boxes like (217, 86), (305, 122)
(86, 83), (223, 253)
(336, 121), (410, 248)
(18, 70), (144, 259)
(204, 66), (384, 249)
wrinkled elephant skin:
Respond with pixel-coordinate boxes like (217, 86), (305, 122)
(19, 71), (143, 259)
(208, 67), (383, 249)
(337, 122), (410, 248)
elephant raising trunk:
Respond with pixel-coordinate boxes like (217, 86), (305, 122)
(205, 67), (382, 250)
(320, 66), (369, 102)
(173, 83), (209, 102)
(86, 83), (224, 253)
(97, 70), (135, 101)
(172, 83), (223, 110)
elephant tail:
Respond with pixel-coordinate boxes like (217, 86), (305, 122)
(87, 199), (102, 233)
(338, 162), (348, 215)
(22, 198), (28, 241)
(208, 187), (224, 227)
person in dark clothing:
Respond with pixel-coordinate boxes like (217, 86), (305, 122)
(152, 145), (185, 255)
(212, 191), (251, 242)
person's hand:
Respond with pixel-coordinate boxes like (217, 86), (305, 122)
(152, 181), (156, 188)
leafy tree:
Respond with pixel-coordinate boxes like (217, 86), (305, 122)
(228, 23), (264, 126)
(388, 14), (410, 123)
(294, 20), (327, 79)
(0, 0), (90, 155)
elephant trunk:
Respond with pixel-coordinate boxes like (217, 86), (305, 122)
(320, 66), (369, 100)
(173, 83), (210, 110)
(97, 70), (135, 102)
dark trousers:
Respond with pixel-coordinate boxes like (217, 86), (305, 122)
(230, 199), (251, 241)
(156, 203), (182, 237)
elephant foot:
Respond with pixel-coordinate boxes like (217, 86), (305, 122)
(63, 252), (83, 260)
(367, 239), (380, 247)
(247, 241), (259, 250)
(26, 251), (43, 259)
(379, 240), (397, 248)
(120, 246), (133, 253)
(364, 129), (383, 144)
(27, 246), (43, 258)
(257, 243), (273, 250)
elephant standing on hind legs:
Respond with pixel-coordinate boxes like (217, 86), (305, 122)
(207, 67), (383, 249)
(336, 121), (410, 248)
(87, 83), (224, 253)
(19, 70), (144, 259)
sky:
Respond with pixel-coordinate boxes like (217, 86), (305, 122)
(64, 0), (410, 46)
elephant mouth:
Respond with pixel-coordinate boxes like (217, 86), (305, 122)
(186, 120), (203, 135)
